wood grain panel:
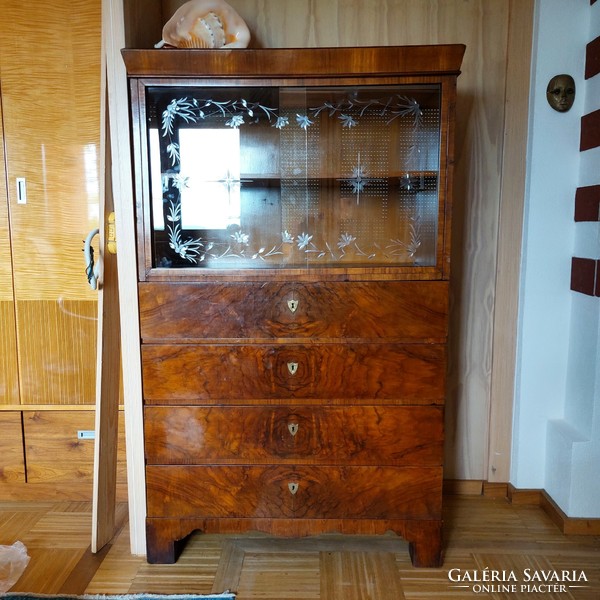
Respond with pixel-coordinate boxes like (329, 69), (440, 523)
(0, 412), (26, 483)
(139, 281), (449, 342)
(142, 343), (446, 403)
(123, 45), (465, 76)
(145, 465), (442, 520)
(144, 405), (443, 466)
(16, 300), (97, 405)
(154, 0), (517, 482)
(0, 302), (20, 405)
(24, 411), (96, 483)
(23, 410), (127, 486)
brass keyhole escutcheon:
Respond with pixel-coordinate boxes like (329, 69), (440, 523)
(288, 482), (299, 495)
(287, 361), (299, 376)
(287, 299), (299, 313)
(288, 423), (299, 437)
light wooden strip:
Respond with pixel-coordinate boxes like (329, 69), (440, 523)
(488, 0), (535, 483)
(0, 302), (20, 406)
(103, 0), (147, 556)
(0, 412), (25, 483)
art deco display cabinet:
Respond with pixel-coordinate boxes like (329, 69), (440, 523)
(122, 44), (464, 568)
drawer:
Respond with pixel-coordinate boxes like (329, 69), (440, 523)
(145, 465), (442, 520)
(139, 281), (448, 342)
(142, 343), (446, 404)
(144, 405), (443, 466)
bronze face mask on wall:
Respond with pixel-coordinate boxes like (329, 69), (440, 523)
(546, 74), (576, 112)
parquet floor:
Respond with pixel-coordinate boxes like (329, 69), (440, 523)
(1, 496), (599, 599)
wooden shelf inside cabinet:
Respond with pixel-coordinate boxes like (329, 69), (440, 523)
(123, 44), (464, 568)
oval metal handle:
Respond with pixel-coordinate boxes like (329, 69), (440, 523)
(288, 482), (299, 495)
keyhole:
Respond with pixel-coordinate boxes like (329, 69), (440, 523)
(288, 423), (299, 437)
(288, 482), (299, 495)
(287, 362), (299, 376)
(287, 299), (299, 313)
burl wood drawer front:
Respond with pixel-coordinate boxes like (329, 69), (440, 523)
(142, 343), (446, 403)
(144, 405), (443, 466)
(145, 465), (442, 520)
(138, 281), (448, 342)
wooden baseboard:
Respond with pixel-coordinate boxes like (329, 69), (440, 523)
(443, 479), (509, 498)
(0, 482), (129, 502)
(507, 484), (542, 505)
(445, 481), (600, 535)
(508, 484), (600, 535)
(539, 489), (600, 535)
(443, 479), (484, 495)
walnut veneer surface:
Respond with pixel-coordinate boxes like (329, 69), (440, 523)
(124, 45), (464, 568)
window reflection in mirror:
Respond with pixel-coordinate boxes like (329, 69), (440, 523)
(150, 127), (241, 231)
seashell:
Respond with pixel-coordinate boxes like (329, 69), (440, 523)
(157, 0), (251, 49)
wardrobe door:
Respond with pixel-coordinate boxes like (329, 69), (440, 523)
(0, 0), (102, 407)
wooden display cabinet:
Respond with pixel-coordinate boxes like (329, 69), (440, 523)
(123, 44), (464, 568)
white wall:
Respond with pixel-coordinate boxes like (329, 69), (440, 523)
(514, 0), (600, 517)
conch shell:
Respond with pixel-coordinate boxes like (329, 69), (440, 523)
(157, 0), (251, 49)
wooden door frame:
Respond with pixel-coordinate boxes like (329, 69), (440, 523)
(100, 0), (147, 555)
(487, 0), (533, 483)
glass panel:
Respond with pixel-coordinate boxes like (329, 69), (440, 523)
(146, 84), (441, 269)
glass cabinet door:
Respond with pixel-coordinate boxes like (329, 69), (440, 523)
(145, 83), (441, 270)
